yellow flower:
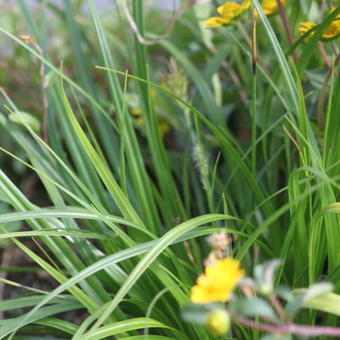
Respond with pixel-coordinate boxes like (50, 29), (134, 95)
(254, 0), (288, 19)
(323, 19), (340, 40)
(299, 9), (340, 41)
(261, 0), (288, 16)
(239, 0), (252, 12)
(131, 108), (170, 137)
(217, 1), (251, 19)
(299, 21), (317, 36)
(207, 309), (231, 335)
(202, 16), (229, 28)
(158, 122), (171, 137)
(131, 107), (142, 116)
(202, 1), (251, 28)
(322, 8), (340, 40)
(190, 258), (244, 303)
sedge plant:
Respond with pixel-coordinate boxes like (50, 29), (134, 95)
(0, 0), (339, 339)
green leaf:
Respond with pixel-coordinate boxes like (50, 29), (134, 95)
(301, 283), (334, 303)
(0, 301), (82, 339)
(254, 260), (282, 295)
(320, 202), (340, 217)
(119, 336), (176, 340)
(181, 303), (222, 324)
(88, 214), (228, 330)
(81, 318), (170, 340)
(301, 292), (340, 316)
(0, 295), (74, 313)
(261, 334), (292, 340)
(34, 318), (78, 335)
(284, 295), (304, 318)
(229, 297), (277, 321)
(8, 111), (41, 132)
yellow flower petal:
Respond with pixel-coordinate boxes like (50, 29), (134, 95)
(322, 19), (340, 40)
(261, 0), (288, 16)
(322, 9), (340, 40)
(299, 21), (317, 36)
(217, 2), (241, 18)
(202, 16), (229, 28)
(239, 0), (252, 12)
(202, 1), (251, 28)
(190, 258), (244, 304)
(217, 1), (250, 19)
(329, 7), (340, 18)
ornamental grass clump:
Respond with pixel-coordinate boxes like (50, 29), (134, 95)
(0, 0), (340, 339)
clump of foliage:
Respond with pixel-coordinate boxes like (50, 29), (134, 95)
(0, 0), (339, 339)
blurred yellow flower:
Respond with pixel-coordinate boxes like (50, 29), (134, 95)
(202, 16), (229, 28)
(202, 1), (251, 28)
(299, 8), (340, 41)
(323, 21), (340, 40)
(131, 108), (171, 138)
(158, 122), (171, 137)
(191, 258), (244, 303)
(131, 107), (142, 116)
(207, 309), (231, 335)
(217, 0), (251, 17)
(299, 21), (317, 36)
(260, 0), (288, 16)
(323, 8), (340, 40)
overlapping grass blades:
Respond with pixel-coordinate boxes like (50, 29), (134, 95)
(0, 0), (338, 339)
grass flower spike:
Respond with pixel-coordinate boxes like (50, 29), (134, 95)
(191, 258), (244, 303)
(202, 1), (251, 28)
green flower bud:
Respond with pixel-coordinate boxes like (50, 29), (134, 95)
(207, 309), (230, 335)
(258, 283), (273, 296)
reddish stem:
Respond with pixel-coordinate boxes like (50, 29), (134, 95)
(276, 0), (298, 63)
(318, 42), (332, 69)
(270, 295), (289, 322)
(237, 318), (340, 337)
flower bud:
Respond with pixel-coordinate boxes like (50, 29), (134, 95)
(258, 283), (273, 296)
(207, 309), (230, 335)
